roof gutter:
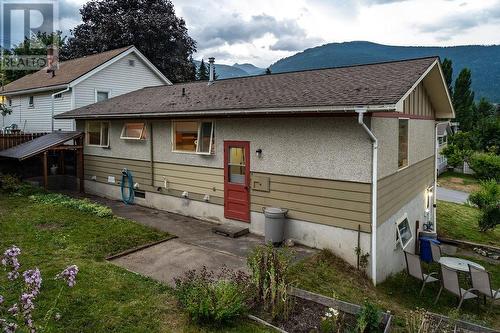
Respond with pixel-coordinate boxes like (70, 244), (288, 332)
(51, 86), (71, 132)
(355, 108), (378, 286)
(2, 84), (69, 96)
(55, 104), (397, 120)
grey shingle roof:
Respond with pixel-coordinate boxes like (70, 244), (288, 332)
(0, 131), (83, 160)
(2, 46), (133, 94)
(56, 57), (438, 119)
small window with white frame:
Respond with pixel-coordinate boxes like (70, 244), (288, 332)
(54, 93), (62, 99)
(396, 214), (413, 249)
(28, 96), (34, 107)
(121, 122), (147, 140)
(95, 90), (109, 102)
(172, 120), (214, 154)
(86, 121), (110, 147)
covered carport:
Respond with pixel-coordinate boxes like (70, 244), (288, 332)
(0, 131), (84, 191)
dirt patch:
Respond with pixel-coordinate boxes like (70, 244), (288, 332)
(449, 177), (465, 184)
(36, 223), (61, 230)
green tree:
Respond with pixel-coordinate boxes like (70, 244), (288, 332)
(453, 68), (475, 131)
(441, 131), (476, 167)
(473, 116), (500, 154)
(62, 0), (196, 83)
(441, 58), (453, 96)
(0, 102), (12, 128)
(265, 68), (272, 75)
(197, 59), (209, 81)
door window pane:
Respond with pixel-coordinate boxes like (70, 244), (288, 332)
(174, 121), (198, 151)
(228, 147), (245, 184)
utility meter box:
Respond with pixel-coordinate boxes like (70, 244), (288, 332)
(252, 175), (270, 192)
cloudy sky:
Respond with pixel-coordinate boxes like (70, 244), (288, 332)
(59, 0), (500, 67)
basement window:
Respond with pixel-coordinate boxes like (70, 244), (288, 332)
(396, 214), (412, 250)
(398, 118), (409, 169)
(87, 121), (110, 147)
(121, 122), (146, 140)
(172, 120), (214, 154)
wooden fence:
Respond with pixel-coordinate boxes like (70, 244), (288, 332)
(0, 133), (47, 151)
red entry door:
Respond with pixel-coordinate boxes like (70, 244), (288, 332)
(224, 141), (250, 222)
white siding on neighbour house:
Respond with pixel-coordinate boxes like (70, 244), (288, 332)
(73, 53), (165, 108)
(3, 91), (73, 132)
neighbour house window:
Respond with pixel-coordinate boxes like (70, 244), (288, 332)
(96, 91), (109, 102)
(7, 98), (12, 106)
(398, 119), (409, 169)
(128, 59), (135, 67)
(87, 121), (110, 147)
(54, 93), (62, 99)
(28, 96), (34, 107)
(172, 120), (215, 154)
(121, 122), (146, 140)
(396, 214), (412, 249)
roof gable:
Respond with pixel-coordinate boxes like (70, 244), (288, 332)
(2, 46), (170, 95)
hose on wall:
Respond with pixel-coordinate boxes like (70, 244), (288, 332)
(121, 169), (135, 205)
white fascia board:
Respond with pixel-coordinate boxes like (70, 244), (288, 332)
(395, 59), (438, 112)
(2, 84), (69, 96)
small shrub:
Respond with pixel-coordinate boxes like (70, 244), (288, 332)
(356, 301), (382, 333)
(469, 180), (500, 231)
(29, 193), (113, 218)
(468, 153), (500, 181)
(320, 307), (342, 333)
(0, 174), (21, 193)
(247, 244), (294, 320)
(174, 266), (251, 324)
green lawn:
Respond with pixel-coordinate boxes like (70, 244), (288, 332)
(0, 194), (269, 333)
(290, 250), (500, 330)
(438, 171), (480, 193)
(437, 200), (500, 246)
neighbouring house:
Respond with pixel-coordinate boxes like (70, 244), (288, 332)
(436, 121), (453, 175)
(1, 46), (170, 133)
(55, 57), (455, 284)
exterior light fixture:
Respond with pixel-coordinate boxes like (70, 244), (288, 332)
(256, 148), (262, 158)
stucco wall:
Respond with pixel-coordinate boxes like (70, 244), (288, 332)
(371, 117), (435, 179)
(79, 116), (373, 183)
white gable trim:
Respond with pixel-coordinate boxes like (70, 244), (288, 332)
(69, 46), (172, 88)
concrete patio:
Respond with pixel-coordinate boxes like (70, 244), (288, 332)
(77, 193), (316, 286)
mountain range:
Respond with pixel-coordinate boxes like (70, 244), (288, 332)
(200, 41), (499, 102)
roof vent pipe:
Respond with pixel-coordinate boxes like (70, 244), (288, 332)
(208, 57), (215, 84)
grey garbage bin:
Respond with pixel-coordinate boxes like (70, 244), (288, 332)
(263, 207), (288, 244)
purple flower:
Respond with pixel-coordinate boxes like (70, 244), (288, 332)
(0, 295), (4, 304)
(4, 322), (18, 333)
(23, 269), (42, 296)
(7, 303), (19, 315)
(56, 265), (79, 287)
(2, 246), (21, 281)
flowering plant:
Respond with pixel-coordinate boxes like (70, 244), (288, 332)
(320, 307), (341, 333)
(0, 246), (79, 333)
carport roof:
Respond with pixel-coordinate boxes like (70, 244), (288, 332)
(0, 131), (83, 160)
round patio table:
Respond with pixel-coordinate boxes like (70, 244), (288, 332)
(439, 257), (484, 272)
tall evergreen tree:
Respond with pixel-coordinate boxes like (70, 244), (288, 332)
(453, 68), (475, 131)
(265, 68), (272, 75)
(62, 0), (196, 82)
(197, 59), (209, 81)
(441, 58), (453, 96)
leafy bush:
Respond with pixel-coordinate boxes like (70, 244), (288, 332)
(356, 301), (382, 333)
(29, 193), (113, 218)
(469, 180), (500, 231)
(247, 244), (294, 320)
(442, 132), (476, 168)
(468, 153), (500, 181)
(0, 174), (42, 196)
(174, 266), (252, 324)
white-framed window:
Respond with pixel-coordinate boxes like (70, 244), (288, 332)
(128, 59), (135, 67)
(172, 120), (215, 154)
(396, 214), (413, 250)
(120, 122), (147, 140)
(398, 118), (409, 169)
(54, 93), (62, 99)
(95, 90), (110, 102)
(86, 121), (110, 147)
(28, 96), (34, 107)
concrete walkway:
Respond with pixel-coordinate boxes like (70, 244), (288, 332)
(437, 186), (469, 204)
(79, 194), (316, 286)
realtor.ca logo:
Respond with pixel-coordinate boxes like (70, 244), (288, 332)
(0, 0), (59, 71)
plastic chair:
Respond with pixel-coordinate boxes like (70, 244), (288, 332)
(469, 265), (500, 311)
(435, 264), (478, 309)
(404, 251), (439, 295)
(430, 241), (442, 263)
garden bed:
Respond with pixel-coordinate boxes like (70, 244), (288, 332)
(250, 287), (392, 333)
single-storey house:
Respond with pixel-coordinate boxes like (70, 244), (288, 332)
(56, 57), (454, 284)
(1, 46), (170, 132)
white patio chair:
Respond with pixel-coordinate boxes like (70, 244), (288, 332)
(404, 251), (439, 295)
(435, 264), (478, 309)
(469, 265), (500, 311)
(430, 242), (442, 263)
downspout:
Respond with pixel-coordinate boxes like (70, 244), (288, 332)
(51, 86), (70, 132)
(355, 109), (378, 286)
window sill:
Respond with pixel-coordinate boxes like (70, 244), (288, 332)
(87, 144), (110, 149)
(120, 137), (147, 141)
(397, 165), (409, 172)
(172, 150), (214, 156)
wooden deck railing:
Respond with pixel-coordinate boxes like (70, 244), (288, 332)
(0, 133), (47, 151)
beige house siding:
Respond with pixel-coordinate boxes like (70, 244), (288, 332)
(402, 82), (435, 118)
(377, 156), (434, 224)
(83, 154), (372, 233)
